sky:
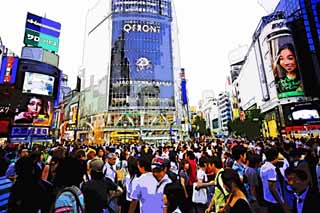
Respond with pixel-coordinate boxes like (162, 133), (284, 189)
(0, 0), (278, 106)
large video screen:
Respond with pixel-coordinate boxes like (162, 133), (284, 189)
(283, 102), (320, 126)
(13, 95), (53, 126)
(22, 72), (55, 96)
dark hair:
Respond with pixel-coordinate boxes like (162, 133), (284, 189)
(19, 96), (48, 116)
(208, 156), (223, 169)
(179, 159), (190, 173)
(54, 157), (83, 187)
(186, 150), (195, 160)
(221, 168), (247, 195)
(0, 157), (9, 176)
(127, 156), (140, 178)
(232, 145), (246, 161)
(198, 157), (208, 168)
(138, 156), (152, 172)
(265, 148), (279, 162)
(274, 43), (299, 79)
(164, 182), (186, 213)
(246, 152), (258, 168)
(285, 167), (308, 181)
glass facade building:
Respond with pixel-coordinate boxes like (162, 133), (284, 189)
(109, 0), (175, 110)
(81, 0), (181, 143)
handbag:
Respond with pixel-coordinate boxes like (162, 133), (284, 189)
(192, 183), (208, 204)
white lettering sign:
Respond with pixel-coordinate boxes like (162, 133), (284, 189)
(26, 33), (58, 46)
(123, 23), (160, 33)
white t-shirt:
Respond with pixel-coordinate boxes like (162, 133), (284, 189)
(197, 168), (208, 183)
(260, 161), (284, 204)
(130, 172), (162, 213)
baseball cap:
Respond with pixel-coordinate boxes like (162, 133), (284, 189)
(151, 157), (167, 171)
(89, 158), (104, 172)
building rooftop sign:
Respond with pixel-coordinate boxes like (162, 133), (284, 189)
(23, 12), (61, 53)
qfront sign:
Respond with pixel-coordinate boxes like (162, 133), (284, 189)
(123, 21), (160, 33)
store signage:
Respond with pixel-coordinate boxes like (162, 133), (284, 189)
(123, 23), (160, 33)
(0, 56), (18, 84)
(24, 29), (59, 52)
(25, 12), (61, 38)
(11, 126), (49, 136)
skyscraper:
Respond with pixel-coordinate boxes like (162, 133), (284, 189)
(81, 0), (182, 143)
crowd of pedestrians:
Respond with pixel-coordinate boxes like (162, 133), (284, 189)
(0, 136), (320, 213)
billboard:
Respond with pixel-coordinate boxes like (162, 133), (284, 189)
(259, 19), (304, 99)
(24, 28), (59, 53)
(0, 56), (19, 84)
(15, 59), (60, 98)
(24, 12), (61, 53)
(283, 101), (320, 126)
(13, 95), (53, 126)
(109, 15), (175, 108)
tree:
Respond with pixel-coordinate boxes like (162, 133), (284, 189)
(191, 115), (207, 137)
(228, 109), (264, 139)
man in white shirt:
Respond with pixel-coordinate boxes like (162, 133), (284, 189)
(129, 156), (160, 213)
(260, 148), (290, 213)
(103, 152), (117, 182)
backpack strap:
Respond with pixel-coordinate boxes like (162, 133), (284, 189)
(215, 171), (227, 201)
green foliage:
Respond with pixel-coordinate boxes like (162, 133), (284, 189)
(191, 115), (207, 136)
(228, 109), (264, 139)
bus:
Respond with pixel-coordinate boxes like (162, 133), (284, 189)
(110, 130), (141, 145)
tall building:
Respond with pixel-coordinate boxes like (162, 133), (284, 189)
(199, 91), (220, 132)
(81, 0), (182, 143)
(229, 0), (320, 138)
(218, 91), (232, 134)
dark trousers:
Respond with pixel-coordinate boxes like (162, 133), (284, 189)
(264, 201), (283, 213)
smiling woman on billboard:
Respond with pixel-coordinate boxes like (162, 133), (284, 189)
(272, 43), (304, 96)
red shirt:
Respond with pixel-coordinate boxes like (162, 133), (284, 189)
(187, 159), (197, 186)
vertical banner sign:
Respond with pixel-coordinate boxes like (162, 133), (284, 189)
(0, 56), (19, 84)
(24, 12), (61, 53)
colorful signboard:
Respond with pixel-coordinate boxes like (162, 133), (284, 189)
(24, 29), (59, 53)
(25, 12), (61, 38)
(0, 56), (19, 84)
(24, 12), (61, 53)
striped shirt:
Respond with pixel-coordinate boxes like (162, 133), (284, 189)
(0, 176), (13, 213)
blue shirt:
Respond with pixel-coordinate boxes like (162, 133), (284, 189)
(294, 187), (309, 213)
(0, 176), (13, 213)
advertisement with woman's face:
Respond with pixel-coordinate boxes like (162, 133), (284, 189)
(270, 36), (305, 99)
(14, 95), (53, 126)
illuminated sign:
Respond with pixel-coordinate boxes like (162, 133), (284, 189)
(123, 22), (160, 33)
(0, 56), (19, 84)
(25, 12), (61, 38)
(24, 29), (59, 53)
(11, 126), (49, 136)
